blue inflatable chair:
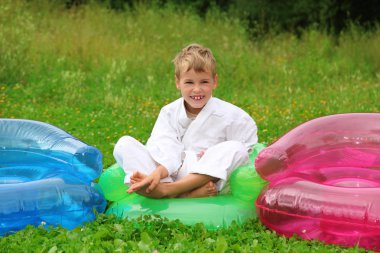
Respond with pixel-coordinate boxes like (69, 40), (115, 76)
(0, 119), (106, 235)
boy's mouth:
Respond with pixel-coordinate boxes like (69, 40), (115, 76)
(190, 95), (205, 101)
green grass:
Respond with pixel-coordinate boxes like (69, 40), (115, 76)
(0, 0), (379, 252)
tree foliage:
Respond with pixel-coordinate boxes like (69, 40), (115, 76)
(63, 0), (380, 35)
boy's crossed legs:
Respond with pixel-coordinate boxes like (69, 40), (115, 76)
(114, 136), (249, 199)
(129, 171), (218, 198)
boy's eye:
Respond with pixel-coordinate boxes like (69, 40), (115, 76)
(185, 81), (194, 85)
(201, 81), (209, 84)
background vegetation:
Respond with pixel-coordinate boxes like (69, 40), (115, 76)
(66, 0), (380, 35)
(0, 0), (379, 252)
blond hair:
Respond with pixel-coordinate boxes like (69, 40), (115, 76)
(173, 43), (216, 79)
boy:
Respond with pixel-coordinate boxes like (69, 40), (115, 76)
(113, 43), (257, 199)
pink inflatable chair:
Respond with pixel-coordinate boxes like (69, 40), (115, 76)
(255, 113), (380, 251)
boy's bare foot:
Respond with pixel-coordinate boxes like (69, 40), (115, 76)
(134, 183), (168, 198)
(180, 181), (217, 198)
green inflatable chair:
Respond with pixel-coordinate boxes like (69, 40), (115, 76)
(98, 143), (267, 230)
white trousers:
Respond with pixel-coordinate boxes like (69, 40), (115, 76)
(113, 136), (249, 191)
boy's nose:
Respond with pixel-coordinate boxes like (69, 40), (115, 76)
(193, 84), (201, 92)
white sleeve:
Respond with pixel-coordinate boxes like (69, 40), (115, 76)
(146, 108), (184, 175)
(226, 114), (258, 152)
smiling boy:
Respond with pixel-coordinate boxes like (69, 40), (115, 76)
(113, 43), (258, 198)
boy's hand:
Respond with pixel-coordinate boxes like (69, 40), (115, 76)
(127, 165), (168, 194)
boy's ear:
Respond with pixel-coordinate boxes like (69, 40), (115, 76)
(175, 75), (180, 89)
(213, 74), (218, 89)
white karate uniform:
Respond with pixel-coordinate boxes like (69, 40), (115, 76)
(113, 97), (258, 191)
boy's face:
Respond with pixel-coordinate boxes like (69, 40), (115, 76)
(176, 69), (218, 115)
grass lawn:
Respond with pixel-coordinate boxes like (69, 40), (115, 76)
(0, 0), (379, 252)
